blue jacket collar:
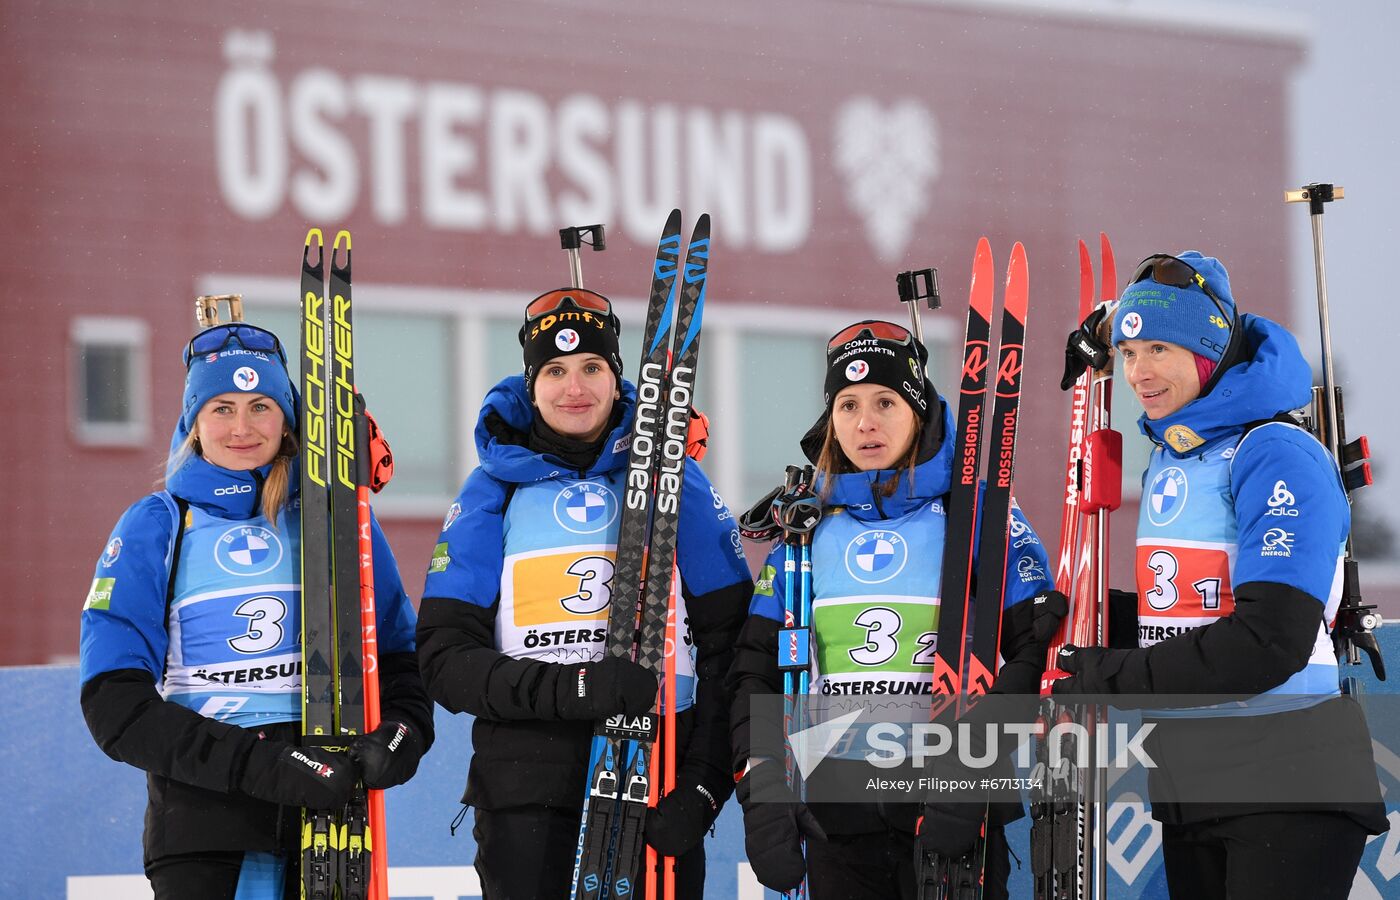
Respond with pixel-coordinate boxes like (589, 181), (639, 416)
(164, 432), (290, 520)
(474, 374), (636, 484)
(1139, 314), (1312, 456)
(817, 400), (954, 518)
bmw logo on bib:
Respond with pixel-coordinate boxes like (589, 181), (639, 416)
(845, 529), (908, 584)
(215, 524), (284, 576)
(1147, 466), (1189, 527)
(553, 481), (620, 534)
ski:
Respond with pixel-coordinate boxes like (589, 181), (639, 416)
(1032, 233), (1120, 900)
(915, 239), (1031, 899)
(571, 211), (711, 900)
(966, 242), (1030, 705)
(928, 236), (997, 721)
(299, 229), (378, 900)
(299, 228), (339, 900)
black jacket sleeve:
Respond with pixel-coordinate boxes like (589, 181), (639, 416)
(1100, 581), (1322, 696)
(675, 576), (751, 804)
(377, 648), (436, 750)
(417, 595), (579, 721)
(80, 667), (259, 793)
(725, 612), (785, 773)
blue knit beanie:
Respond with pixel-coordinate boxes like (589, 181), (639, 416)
(182, 332), (297, 434)
(1112, 251), (1237, 361)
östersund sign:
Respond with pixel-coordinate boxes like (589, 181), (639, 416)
(212, 30), (940, 262)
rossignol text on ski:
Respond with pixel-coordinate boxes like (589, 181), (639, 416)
(914, 239), (1032, 898)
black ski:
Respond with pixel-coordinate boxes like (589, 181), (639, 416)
(916, 240), (1031, 899)
(966, 242), (1029, 704)
(572, 211), (714, 900)
(930, 236), (996, 720)
(300, 229), (372, 900)
(299, 228), (338, 900)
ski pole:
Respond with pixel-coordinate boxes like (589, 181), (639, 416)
(773, 465), (822, 900)
(1284, 184), (1384, 681)
(354, 395), (390, 900)
(560, 223), (608, 289)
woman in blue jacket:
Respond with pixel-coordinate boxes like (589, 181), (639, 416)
(1052, 252), (1388, 899)
(416, 289), (753, 899)
(727, 320), (1064, 899)
(80, 323), (432, 899)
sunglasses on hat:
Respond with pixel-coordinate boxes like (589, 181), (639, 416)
(1128, 255), (1233, 324)
(522, 289), (621, 333)
(826, 320), (914, 352)
(183, 324), (286, 368)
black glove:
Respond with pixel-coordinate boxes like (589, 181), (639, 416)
(736, 761), (826, 892)
(917, 800), (985, 859)
(645, 779), (722, 857)
(1032, 589), (1070, 643)
(556, 657), (658, 721)
(349, 719), (425, 789)
(1060, 305), (1113, 390)
(1049, 644), (1135, 695)
(239, 737), (359, 809)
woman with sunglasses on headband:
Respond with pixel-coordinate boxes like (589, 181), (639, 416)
(1051, 252), (1387, 899)
(416, 289), (752, 899)
(727, 320), (1066, 899)
(79, 324), (433, 899)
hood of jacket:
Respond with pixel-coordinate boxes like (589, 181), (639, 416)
(1138, 314), (1313, 456)
(474, 374), (637, 484)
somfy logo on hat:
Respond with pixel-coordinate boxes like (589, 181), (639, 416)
(233, 367), (260, 391)
(555, 328), (580, 351)
(846, 359), (869, 381)
(1121, 312), (1144, 339)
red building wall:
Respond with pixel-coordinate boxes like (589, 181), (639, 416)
(0, 0), (1303, 663)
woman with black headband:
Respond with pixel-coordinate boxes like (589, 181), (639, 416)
(79, 323), (432, 898)
(727, 320), (1066, 899)
(1051, 252), (1387, 899)
(416, 288), (752, 898)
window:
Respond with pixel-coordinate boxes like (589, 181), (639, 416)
(70, 317), (150, 446)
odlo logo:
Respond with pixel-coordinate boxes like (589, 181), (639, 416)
(1265, 481), (1299, 517)
(214, 484), (253, 496)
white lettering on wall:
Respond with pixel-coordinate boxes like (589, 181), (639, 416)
(213, 30), (818, 251)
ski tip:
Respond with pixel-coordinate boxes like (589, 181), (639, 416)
(1078, 240), (1094, 319)
(1099, 232), (1118, 301)
(334, 230), (352, 252)
(665, 208), (683, 232)
(970, 236), (995, 315)
(305, 227), (324, 247)
(1005, 242), (1028, 318)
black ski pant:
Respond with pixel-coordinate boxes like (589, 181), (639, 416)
(473, 805), (706, 900)
(1161, 811), (1368, 900)
(805, 824), (1011, 900)
(146, 850), (296, 900)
